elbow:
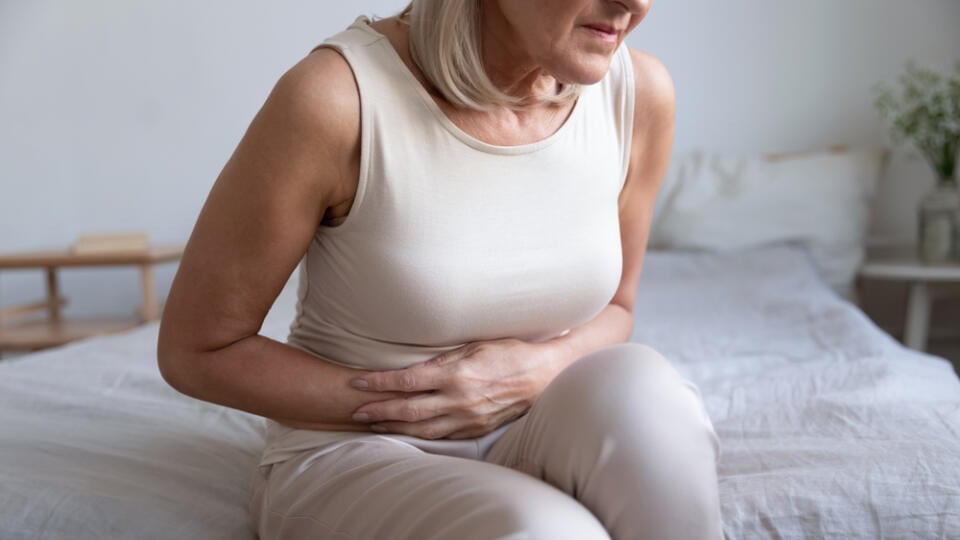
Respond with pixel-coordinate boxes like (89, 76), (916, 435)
(156, 342), (189, 396)
(156, 322), (201, 398)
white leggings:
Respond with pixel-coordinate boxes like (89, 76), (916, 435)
(250, 343), (724, 539)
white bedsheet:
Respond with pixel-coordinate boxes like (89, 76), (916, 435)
(630, 245), (960, 539)
(0, 244), (957, 539)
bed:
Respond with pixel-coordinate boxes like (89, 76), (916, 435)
(1, 244), (958, 539)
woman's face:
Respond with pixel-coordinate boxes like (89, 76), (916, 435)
(491, 0), (651, 85)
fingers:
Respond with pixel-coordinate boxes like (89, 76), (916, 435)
(354, 397), (528, 440)
(446, 404), (530, 440)
(352, 393), (449, 424)
(444, 426), (490, 440)
(369, 415), (463, 440)
(351, 393), (474, 439)
(349, 350), (461, 393)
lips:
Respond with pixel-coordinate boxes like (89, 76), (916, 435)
(583, 23), (620, 42)
(586, 24), (619, 35)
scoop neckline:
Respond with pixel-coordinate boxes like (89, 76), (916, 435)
(353, 16), (582, 156)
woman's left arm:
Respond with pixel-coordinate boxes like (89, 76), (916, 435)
(349, 50), (676, 439)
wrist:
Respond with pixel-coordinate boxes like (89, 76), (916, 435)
(542, 331), (581, 368)
(527, 334), (579, 390)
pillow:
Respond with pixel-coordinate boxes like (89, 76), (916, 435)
(649, 148), (887, 299)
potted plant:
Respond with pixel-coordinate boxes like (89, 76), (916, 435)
(874, 61), (960, 262)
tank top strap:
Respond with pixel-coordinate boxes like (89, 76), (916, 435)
(310, 16), (383, 54)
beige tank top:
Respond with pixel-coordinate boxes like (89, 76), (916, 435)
(262, 16), (635, 464)
(260, 17), (633, 465)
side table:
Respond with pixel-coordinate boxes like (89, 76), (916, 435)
(857, 251), (960, 351)
(0, 245), (184, 356)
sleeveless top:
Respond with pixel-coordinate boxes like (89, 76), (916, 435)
(260, 16), (635, 466)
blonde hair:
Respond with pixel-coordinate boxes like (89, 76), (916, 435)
(399, 1), (581, 111)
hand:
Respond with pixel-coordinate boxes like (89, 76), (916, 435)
(349, 338), (562, 440)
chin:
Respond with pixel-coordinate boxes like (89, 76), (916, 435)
(554, 56), (616, 86)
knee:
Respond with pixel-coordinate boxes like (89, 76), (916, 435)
(562, 342), (677, 383)
(541, 343), (718, 454)
(537, 344), (723, 538)
(547, 343), (692, 412)
(485, 494), (611, 540)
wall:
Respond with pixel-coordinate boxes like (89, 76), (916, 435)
(1, 1), (959, 331)
(629, 1), (960, 245)
(0, 0), (405, 318)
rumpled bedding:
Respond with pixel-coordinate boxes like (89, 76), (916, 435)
(0, 244), (957, 539)
(631, 245), (960, 539)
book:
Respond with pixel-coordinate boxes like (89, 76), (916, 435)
(72, 233), (150, 255)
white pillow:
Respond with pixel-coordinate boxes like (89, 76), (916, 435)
(649, 148), (886, 299)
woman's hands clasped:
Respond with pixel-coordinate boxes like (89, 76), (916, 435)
(348, 338), (563, 440)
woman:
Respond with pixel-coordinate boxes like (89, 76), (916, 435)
(157, 0), (724, 538)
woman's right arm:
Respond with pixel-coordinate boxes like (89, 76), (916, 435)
(157, 49), (406, 431)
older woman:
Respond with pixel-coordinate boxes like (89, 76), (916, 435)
(157, 0), (723, 538)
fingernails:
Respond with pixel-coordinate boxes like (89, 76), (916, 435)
(352, 413), (370, 422)
(350, 378), (368, 389)
(370, 425), (387, 433)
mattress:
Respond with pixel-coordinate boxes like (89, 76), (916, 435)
(0, 244), (957, 539)
(629, 245), (960, 539)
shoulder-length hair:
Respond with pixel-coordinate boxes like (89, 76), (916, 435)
(399, 0), (581, 111)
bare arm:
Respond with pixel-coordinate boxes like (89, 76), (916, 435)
(157, 49), (409, 431)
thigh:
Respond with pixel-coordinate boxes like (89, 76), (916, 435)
(251, 436), (610, 540)
(483, 343), (723, 540)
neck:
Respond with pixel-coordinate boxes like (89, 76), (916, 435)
(479, 2), (560, 102)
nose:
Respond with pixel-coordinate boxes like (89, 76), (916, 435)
(611, 0), (651, 14)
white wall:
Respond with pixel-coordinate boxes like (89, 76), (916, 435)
(628, 1), (960, 245)
(1, 1), (959, 318)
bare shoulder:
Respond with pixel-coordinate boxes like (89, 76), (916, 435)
(626, 48), (675, 130)
(273, 47), (360, 143)
(618, 49), (675, 202)
(266, 47), (361, 206)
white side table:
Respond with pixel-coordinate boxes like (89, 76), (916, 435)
(857, 253), (960, 351)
